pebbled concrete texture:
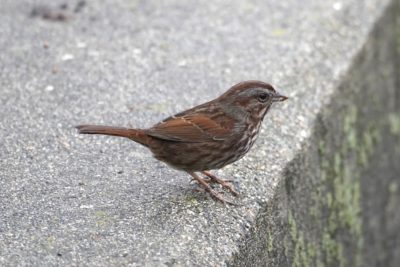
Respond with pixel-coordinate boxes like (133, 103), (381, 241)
(0, 0), (399, 266)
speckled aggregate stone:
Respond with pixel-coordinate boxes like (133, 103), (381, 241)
(0, 0), (393, 266)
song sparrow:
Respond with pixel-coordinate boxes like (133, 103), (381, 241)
(76, 81), (287, 204)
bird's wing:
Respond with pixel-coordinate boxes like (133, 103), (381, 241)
(145, 114), (232, 142)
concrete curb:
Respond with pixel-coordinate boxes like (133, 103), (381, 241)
(0, 0), (399, 266)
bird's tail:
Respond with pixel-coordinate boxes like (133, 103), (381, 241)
(76, 125), (149, 146)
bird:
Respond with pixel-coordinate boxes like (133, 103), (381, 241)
(76, 80), (288, 204)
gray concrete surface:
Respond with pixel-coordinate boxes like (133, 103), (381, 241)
(0, 0), (399, 266)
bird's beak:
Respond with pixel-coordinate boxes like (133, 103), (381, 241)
(273, 92), (288, 102)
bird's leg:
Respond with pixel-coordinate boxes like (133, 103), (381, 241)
(188, 172), (235, 205)
(201, 171), (239, 197)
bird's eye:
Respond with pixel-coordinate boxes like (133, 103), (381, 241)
(257, 93), (270, 102)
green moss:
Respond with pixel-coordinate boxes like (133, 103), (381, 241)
(322, 232), (345, 266)
(357, 124), (381, 167)
(267, 232), (275, 253)
(333, 153), (341, 176)
(388, 181), (398, 194)
(309, 192), (319, 219)
(286, 101), (382, 266)
(318, 101), (387, 265)
(397, 10), (400, 55)
(307, 242), (317, 260)
(287, 155), (361, 266)
(283, 237), (290, 262)
(318, 140), (326, 155)
(326, 192), (333, 210)
(94, 211), (113, 227)
(281, 70), (399, 265)
(42, 235), (56, 250)
(288, 211), (297, 244)
(288, 211), (317, 267)
(343, 106), (358, 150)
(386, 181), (400, 218)
(147, 102), (170, 113)
(185, 195), (198, 204)
(343, 106), (358, 133)
(388, 113), (400, 136)
(271, 28), (288, 37)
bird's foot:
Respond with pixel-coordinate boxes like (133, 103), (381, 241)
(201, 171), (239, 197)
(188, 172), (235, 205)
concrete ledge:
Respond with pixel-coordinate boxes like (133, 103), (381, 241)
(1, 0), (399, 266)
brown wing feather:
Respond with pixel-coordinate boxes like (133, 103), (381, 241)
(145, 114), (231, 142)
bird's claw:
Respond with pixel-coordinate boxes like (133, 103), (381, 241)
(201, 171), (239, 197)
(188, 172), (236, 205)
